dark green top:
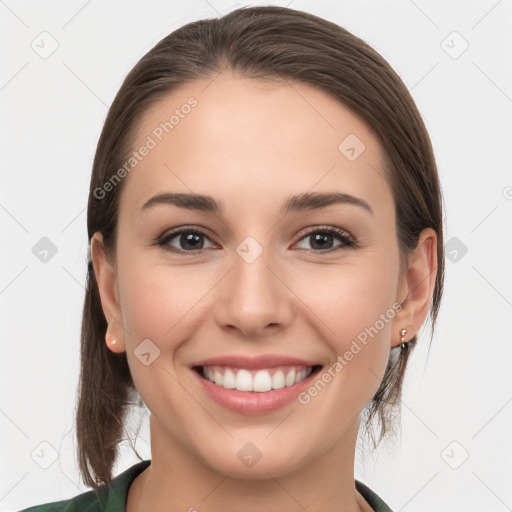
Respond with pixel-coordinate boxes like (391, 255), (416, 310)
(18, 459), (393, 511)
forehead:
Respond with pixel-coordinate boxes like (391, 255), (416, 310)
(118, 70), (392, 224)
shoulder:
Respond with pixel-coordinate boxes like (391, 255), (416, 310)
(355, 479), (394, 512)
(16, 489), (99, 512)
(17, 460), (152, 512)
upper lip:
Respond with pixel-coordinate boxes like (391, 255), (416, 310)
(191, 355), (321, 369)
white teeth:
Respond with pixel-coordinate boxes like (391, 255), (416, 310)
(285, 368), (296, 387)
(253, 370), (272, 392)
(222, 368), (236, 389)
(235, 369), (253, 391)
(202, 365), (314, 392)
(272, 370), (285, 390)
(295, 369), (307, 384)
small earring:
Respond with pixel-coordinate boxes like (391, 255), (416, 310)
(399, 328), (408, 350)
(106, 331), (117, 346)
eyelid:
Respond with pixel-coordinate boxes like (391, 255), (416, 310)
(296, 225), (354, 242)
(293, 225), (357, 251)
(155, 224), (357, 253)
(155, 226), (218, 251)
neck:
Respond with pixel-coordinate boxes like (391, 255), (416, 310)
(127, 415), (371, 512)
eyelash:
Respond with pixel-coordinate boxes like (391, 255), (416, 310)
(155, 225), (358, 255)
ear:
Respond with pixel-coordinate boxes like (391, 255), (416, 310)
(391, 228), (438, 348)
(90, 232), (126, 353)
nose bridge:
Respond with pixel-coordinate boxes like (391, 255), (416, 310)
(232, 236), (278, 313)
(213, 234), (292, 335)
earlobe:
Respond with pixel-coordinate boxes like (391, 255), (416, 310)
(391, 228), (438, 348)
(90, 232), (126, 352)
(105, 331), (125, 353)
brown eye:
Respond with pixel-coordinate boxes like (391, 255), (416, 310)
(294, 226), (356, 252)
(158, 228), (216, 253)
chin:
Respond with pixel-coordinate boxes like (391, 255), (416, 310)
(198, 440), (310, 480)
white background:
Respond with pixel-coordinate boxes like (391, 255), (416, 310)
(1, 1), (511, 510)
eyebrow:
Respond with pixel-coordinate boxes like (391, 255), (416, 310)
(140, 191), (374, 216)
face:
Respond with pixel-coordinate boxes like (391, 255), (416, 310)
(93, 70), (414, 479)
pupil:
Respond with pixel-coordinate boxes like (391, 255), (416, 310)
(311, 233), (332, 250)
(182, 233), (203, 250)
(178, 232), (335, 251)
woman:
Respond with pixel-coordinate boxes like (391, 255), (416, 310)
(20, 5), (444, 512)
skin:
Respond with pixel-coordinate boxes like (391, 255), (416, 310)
(91, 69), (437, 512)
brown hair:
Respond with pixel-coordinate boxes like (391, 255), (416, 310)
(77, 5), (445, 488)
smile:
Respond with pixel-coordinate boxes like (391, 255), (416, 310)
(197, 364), (318, 392)
(190, 354), (323, 414)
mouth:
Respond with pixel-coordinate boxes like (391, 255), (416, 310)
(190, 354), (324, 414)
(193, 364), (323, 392)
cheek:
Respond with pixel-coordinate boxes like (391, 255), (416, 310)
(294, 254), (399, 382)
(116, 257), (216, 344)
(301, 261), (398, 337)
(292, 264), (398, 423)
(115, 259), (208, 412)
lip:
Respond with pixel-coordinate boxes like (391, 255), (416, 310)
(191, 358), (322, 415)
(191, 354), (320, 369)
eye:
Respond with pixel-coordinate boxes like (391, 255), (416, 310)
(157, 227), (217, 253)
(294, 226), (357, 252)
(155, 225), (357, 255)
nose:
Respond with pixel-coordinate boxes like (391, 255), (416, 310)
(213, 243), (294, 338)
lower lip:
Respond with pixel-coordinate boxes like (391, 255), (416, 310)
(192, 367), (320, 415)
